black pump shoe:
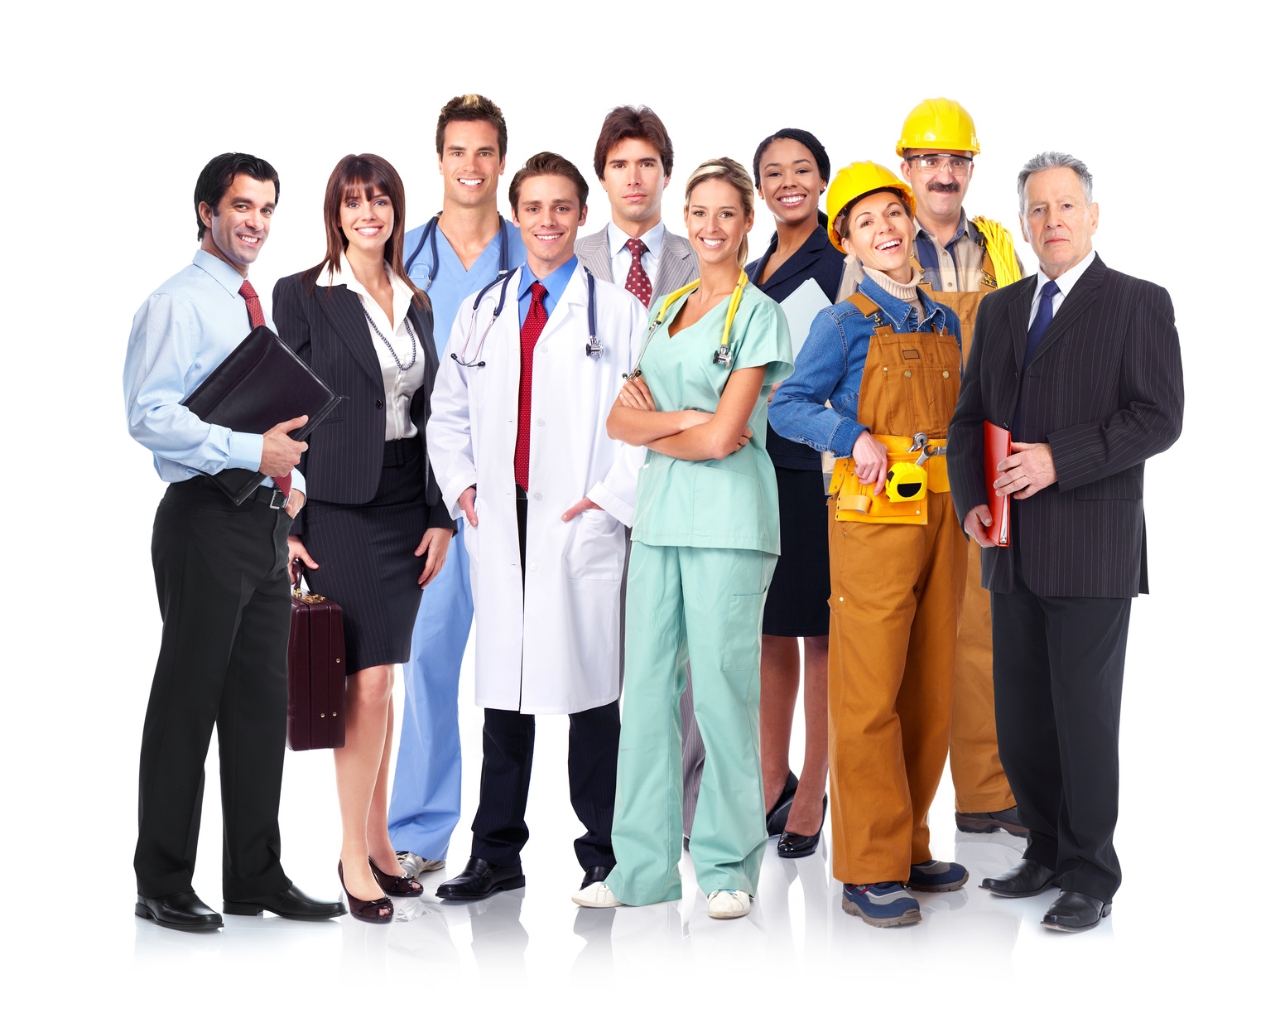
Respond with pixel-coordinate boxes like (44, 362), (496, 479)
(778, 794), (827, 859)
(369, 858), (423, 897)
(765, 771), (800, 837)
(338, 861), (393, 924)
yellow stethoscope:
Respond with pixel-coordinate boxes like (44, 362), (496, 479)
(624, 270), (748, 381)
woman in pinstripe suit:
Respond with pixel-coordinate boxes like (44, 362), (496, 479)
(273, 154), (455, 922)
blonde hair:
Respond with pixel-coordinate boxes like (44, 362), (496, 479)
(684, 157), (754, 268)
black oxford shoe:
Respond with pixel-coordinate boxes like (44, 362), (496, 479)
(223, 883), (346, 921)
(1042, 890), (1111, 932)
(980, 859), (1057, 898)
(135, 891), (223, 932)
(580, 866), (610, 890)
(436, 857), (525, 901)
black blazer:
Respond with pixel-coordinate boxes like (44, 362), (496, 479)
(948, 255), (1183, 598)
(271, 271), (454, 537)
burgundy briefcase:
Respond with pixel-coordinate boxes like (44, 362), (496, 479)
(287, 589), (347, 751)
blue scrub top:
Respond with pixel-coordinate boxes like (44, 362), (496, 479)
(403, 217), (527, 357)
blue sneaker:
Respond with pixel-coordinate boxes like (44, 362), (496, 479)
(907, 860), (969, 892)
(841, 882), (921, 927)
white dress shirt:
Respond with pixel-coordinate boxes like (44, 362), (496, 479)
(1029, 248), (1096, 326)
(317, 254), (425, 441)
(607, 220), (664, 285)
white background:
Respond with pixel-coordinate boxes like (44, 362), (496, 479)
(1, 0), (1274, 1013)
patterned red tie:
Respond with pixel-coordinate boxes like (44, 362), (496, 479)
(514, 281), (548, 492)
(239, 279), (291, 497)
(624, 237), (653, 307)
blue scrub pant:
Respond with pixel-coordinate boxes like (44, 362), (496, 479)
(388, 529), (471, 860)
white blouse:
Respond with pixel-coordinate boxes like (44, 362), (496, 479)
(318, 254), (425, 441)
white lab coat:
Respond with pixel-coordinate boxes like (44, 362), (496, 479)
(427, 264), (647, 714)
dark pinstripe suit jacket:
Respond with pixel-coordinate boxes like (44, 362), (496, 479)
(948, 255), (1184, 598)
(271, 271), (454, 537)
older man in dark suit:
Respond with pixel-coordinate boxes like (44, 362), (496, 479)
(948, 152), (1183, 932)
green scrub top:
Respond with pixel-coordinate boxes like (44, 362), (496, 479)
(631, 283), (793, 554)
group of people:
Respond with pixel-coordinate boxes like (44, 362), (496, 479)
(123, 94), (1184, 937)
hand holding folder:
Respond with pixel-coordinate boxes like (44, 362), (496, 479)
(983, 421), (1011, 547)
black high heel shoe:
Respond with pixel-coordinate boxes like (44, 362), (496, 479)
(777, 794), (827, 859)
(766, 771), (800, 837)
(370, 858), (424, 897)
(338, 861), (394, 924)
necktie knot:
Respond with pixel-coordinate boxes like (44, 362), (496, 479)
(529, 281), (548, 304)
(238, 279), (259, 302)
(1041, 279), (1060, 303)
(626, 238), (648, 257)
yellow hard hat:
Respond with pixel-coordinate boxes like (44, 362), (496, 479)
(825, 161), (916, 250)
(896, 98), (980, 157)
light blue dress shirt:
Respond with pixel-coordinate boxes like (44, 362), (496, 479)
(607, 220), (664, 285)
(122, 248), (302, 492)
(402, 217), (526, 357)
(516, 256), (578, 326)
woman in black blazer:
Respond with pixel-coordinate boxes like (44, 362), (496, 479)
(273, 154), (455, 924)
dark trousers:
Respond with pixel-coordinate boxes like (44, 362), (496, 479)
(991, 560), (1132, 903)
(134, 478), (293, 899)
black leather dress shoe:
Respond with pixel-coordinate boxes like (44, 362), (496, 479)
(223, 883), (346, 921)
(956, 806), (1029, 838)
(580, 865), (610, 890)
(436, 857), (525, 901)
(1042, 890), (1111, 932)
(980, 859), (1057, 897)
(135, 891), (223, 932)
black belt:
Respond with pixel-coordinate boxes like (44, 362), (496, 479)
(247, 484), (290, 510)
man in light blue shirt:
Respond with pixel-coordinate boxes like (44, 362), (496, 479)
(124, 153), (343, 932)
(390, 95), (527, 879)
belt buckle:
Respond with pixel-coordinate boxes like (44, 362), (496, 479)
(269, 487), (289, 510)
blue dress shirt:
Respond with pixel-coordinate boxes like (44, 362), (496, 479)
(123, 248), (302, 491)
(517, 256), (578, 326)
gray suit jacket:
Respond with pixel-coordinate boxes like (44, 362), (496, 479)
(575, 224), (697, 302)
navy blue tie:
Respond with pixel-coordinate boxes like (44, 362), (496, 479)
(1024, 279), (1060, 367)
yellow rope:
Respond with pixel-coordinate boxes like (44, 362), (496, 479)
(972, 216), (1022, 288)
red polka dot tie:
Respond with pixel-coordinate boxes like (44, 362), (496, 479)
(624, 237), (653, 308)
(514, 281), (548, 492)
(239, 279), (291, 497)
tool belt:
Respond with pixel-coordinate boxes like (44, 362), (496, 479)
(829, 433), (950, 525)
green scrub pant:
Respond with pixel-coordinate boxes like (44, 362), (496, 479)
(606, 541), (777, 904)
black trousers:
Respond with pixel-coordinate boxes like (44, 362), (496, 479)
(991, 561), (1132, 903)
(134, 478), (293, 899)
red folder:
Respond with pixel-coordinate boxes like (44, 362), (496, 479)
(983, 421), (1012, 547)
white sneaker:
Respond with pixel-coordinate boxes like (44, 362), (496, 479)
(707, 890), (751, 919)
(396, 852), (445, 879)
(571, 882), (622, 908)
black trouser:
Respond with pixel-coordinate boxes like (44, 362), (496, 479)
(134, 478), (293, 899)
(990, 560), (1132, 903)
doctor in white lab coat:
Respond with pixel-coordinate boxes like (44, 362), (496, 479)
(427, 152), (647, 901)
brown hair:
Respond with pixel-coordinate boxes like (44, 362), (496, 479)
(508, 152), (590, 210)
(684, 157), (755, 268)
(308, 153), (426, 308)
(436, 94), (508, 159)
(592, 106), (675, 180)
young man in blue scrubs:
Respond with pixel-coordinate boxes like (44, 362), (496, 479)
(390, 95), (526, 879)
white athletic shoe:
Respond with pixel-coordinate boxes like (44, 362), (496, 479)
(571, 881), (623, 908)
(396, 852), (445, 879)
(707, 890), (751, 919)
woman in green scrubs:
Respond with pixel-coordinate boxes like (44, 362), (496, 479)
(572, 158), (792, 920)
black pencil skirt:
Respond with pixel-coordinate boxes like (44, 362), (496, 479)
(762, 466), (831, 638)
(302, 438), (428, 674)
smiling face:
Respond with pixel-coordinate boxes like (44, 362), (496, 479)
(842, 189), (914, 281)
(199, 173), (275, 274)
(600, 136), (668, 232)
(684, 177), (753, 271)
(512, 174), (587, 275)
(438, 119), (505, 210)
(758, 138), (824, 228)
(1019, 166), (1098, 279)
(900, 147), (972, 224)
(340, 186), (393, 261)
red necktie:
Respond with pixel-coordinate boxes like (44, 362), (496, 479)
(514, 282), (548, 492)
(239, 279), (291, 497)
(624, 237), (653, 307)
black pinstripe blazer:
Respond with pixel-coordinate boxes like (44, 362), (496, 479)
(271, 271), (454, 537)
(948, 255), (1184, 598)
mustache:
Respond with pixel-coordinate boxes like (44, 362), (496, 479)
(927, 181), (961, 193)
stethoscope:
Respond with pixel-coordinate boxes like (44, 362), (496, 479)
(404, 213), (512, 292)
(624, 270), (748, 381)
(451, 265), (602, 368)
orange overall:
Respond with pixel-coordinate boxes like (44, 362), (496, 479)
(827, 292), (967, 884)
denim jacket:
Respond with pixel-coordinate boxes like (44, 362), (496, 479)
(768, 275), (962, 456)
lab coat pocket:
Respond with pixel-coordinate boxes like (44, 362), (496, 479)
(566, 509), (624, 580)
(720, 592), (766, 672)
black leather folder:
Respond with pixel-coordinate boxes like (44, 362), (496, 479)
(182, 326), (343, 504)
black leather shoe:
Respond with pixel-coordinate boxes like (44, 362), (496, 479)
(580, 865), (610, 890)
(135, 891), (223, 932)
(436, 857), (525, 901)
(778, 794), (827, 859)
(956, 806), (1029, 838)
(1042, 890), (1111, 932)
(223, 883), (346, 921)
(765, 771), (800, 837)
(980, 859), (1057, 898)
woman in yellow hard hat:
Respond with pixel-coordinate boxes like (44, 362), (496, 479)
(770, 162), (968, 927)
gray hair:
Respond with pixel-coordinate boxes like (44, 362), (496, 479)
(1017, 151), (1093, 213)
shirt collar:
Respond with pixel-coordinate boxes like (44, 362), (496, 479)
(607, 220), (665, 261)
(519, 255), (579, 303)
(318, 253), (415, 325)
(915, 211), (977, 250)
(858, 273), (948, 332)
(1035, 248), (1096, 303)
(192, 247), (248, 298)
